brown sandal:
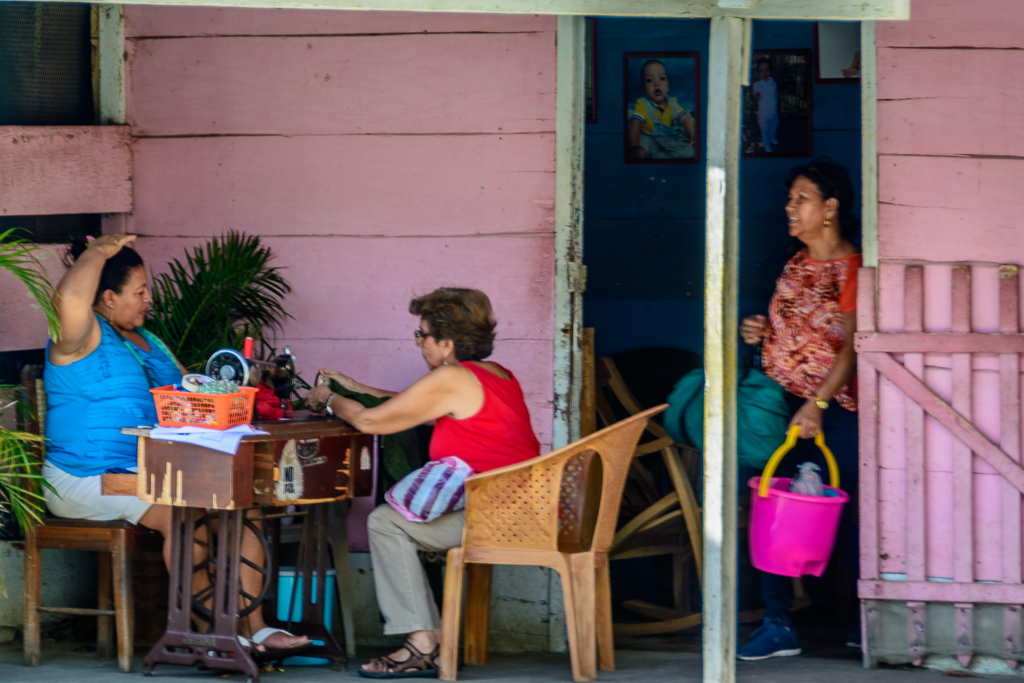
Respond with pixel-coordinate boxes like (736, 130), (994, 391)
(358, 641), (440, 679)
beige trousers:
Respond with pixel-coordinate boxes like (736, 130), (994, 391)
(367, 503), (465, 635)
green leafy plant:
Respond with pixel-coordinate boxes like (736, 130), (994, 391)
(0, 229), (59, 594)
(146, 232), (292, 372)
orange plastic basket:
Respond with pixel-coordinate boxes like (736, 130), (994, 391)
(150, 385), (257, 430)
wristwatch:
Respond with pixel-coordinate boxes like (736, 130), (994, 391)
(812, 393), (829, 410)
(324, 392), (336, 416)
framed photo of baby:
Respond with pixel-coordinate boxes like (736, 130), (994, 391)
(742, 50), (812, 158)
(623, 52), (700, 164)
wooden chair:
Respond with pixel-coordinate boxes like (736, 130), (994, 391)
(439, 406), (666, 682)
(18, 365), (162, 673)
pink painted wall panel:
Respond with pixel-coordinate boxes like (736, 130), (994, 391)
(0, 126), (132, 216)
(878, 465), (907, 574)
(877, 0), (1024, 48)
(0, 248), (66, 353)
(878, 156), (1024, 263)
(130, 134), (555, 237)
(878, 48), (1024, 157)
(125, 6), (553, 37)
(124, 7), (557, 558)
(126, 32), (556, 136)
(926, 470), (954, 579)
(974, 472), (1005, 581)
(134, 235), (554, 343)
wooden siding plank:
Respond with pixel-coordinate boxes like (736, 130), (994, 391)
(61, 0), (911, 20)
(877, 0), (1024, 49)
(124, 6), (555, 37)
(951, 266), (973, 584)
(877, 48), (1024, 157)
(133, 234), (555, 342)
(907, 601), (926, 666)
(130, 134), (554, 237)
(858, 267), (881, 581)
(0, 248), (68, 353)
(861, 580), (1024, 604)
(1000, 267), (1022, 588)
(878, 156), (1024, 264)
(860, 352), (1024, 496)
(126, 33), (556, 136)
(0, 126), (131, 216)
(905, 266), (926, 582)
(856, 333), (1024, 354)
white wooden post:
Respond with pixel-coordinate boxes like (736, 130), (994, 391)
(553, 14), (586, 450)
(703, 14), (748, 683)
(97, 4), (125, 125)
(860, 20), (878, 268)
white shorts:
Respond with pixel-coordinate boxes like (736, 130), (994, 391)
(43, 464), (152, 525)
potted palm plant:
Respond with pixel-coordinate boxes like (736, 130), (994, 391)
(0, 229), (59, 593)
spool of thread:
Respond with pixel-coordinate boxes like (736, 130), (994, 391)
(243, 337), (254, 358)
(182, 374), (214, 392)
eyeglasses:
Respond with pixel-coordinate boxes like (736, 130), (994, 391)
(414, 329), (433, 343)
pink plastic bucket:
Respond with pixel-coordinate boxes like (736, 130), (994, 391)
(747, 475), (849, 577)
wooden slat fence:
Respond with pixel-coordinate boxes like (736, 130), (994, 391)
(858, 264), (1024, 667)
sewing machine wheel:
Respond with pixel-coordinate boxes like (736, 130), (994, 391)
(206, 348), (250, 387)
(191, 513), (272, 620)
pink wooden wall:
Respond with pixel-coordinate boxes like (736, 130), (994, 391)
(859, 2), (1024, 662)
(121, 7), (557, 548)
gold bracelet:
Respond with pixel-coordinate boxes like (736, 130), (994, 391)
(812, 393), (829, 410)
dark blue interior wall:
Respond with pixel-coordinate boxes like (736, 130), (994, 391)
(583, 19), (861, 360)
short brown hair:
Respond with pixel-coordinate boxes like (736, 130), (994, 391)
(409, 288), (496, 361)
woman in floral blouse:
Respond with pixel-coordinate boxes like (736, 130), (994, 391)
(737, 160), (861, 660)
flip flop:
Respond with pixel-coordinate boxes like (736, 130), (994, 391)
(358, 641), (440, 679)
(246, 627), (316, 664)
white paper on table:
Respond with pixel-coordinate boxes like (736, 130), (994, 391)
(149, 424), (270, 455)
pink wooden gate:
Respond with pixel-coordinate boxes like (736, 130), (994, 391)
(857, 263), (1024, 667)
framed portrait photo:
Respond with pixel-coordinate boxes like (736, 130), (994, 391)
(585, 18), (598, 124)
(742, 50), (812, 158)
(815, 22), (861, 84)
(623, 52), (701, 164)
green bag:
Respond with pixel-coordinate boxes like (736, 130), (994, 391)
(664, 366), (790, 469)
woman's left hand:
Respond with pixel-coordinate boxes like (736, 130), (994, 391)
(789, 400), (823, 439)
(305, 385), (333, 413)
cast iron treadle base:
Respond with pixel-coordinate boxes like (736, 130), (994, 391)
(142, 631), (259, 681)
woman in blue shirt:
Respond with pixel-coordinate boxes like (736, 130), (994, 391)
(44, 233), (308, 652)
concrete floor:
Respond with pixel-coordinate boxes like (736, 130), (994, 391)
(0, 639), (972, 683)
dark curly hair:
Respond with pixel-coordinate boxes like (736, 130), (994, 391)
(66, 237), (145, 307)
(409, 288), (496, 362)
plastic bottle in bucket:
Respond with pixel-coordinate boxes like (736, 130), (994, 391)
(747, 425), (849, 577)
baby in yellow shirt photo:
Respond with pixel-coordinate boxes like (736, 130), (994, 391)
(625, 55), (699, 162)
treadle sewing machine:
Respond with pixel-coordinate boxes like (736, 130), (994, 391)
(105, 413), (374, 682)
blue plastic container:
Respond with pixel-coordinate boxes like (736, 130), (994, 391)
(276, 567), (336, 666)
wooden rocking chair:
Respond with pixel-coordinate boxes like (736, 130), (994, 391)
(581, 330), (808, 636)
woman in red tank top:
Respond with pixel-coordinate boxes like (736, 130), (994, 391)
(305, 288), (539, 678)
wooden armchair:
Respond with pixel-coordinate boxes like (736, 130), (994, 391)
(439, 406), (665, 682)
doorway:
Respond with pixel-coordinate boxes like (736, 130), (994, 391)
(581, 15), (864, 653)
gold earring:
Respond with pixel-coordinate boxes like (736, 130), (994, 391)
(823, 219), (832, 227)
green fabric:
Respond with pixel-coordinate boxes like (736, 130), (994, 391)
(665, 366), (790, 469)
(327, 380), (423, 484)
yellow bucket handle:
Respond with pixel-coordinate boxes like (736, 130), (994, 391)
(757, 424), (839, 497)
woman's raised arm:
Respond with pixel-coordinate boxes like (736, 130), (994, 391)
(51, 234), (136, 357)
